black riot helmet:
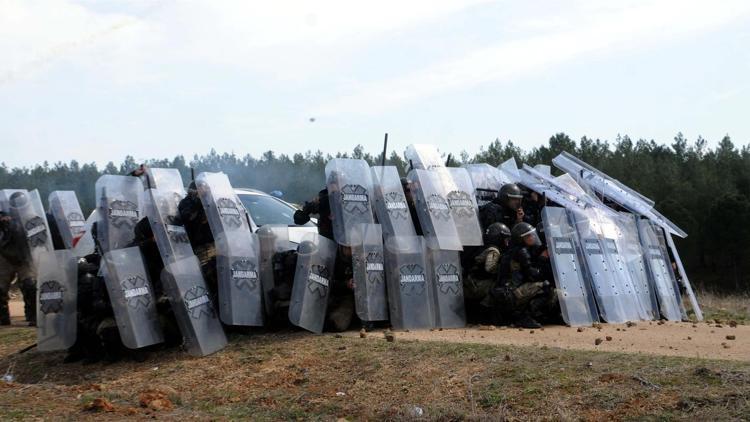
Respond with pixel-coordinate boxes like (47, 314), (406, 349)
(484, 222), (511, 248)
(9, 191), (29, 209)
(511, 222), (541, 247)
(499, 183), (523, 209)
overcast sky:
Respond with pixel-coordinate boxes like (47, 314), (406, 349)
(1, 0), (749, 167)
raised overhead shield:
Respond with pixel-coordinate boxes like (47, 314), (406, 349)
(405, 144), (445, 171)
(325, 158), (376, 246)
(196, 171), (264, 326)
(406, 169), (462, 251)
(288, 232), (337, 334)
(48, 191), (86, 249)
(426, 249), (466, 328)
(36, 250), (77, 351)
(384, 235), (433, 330)
(443, 167), (483, 246)
(570, 207), (642, 323)
(351, 224), (388, 322)
(370, 166), (416, 238)
(258, 225), (293, 318)
(95, 175), (143, 253)
(637, 219), (685, 321)
(162, 256), (227, 357)
(462, 164), (513, 206)
(102, 247), (164, 349)
(542, 206), (599, 327)
(9, 189), (53, 262)
(146, 168), (186, 193)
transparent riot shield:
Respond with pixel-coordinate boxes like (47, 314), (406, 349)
(462, 164), (513, 206)
(637, 219), (685, 321)
(72, 209), (97, 258)
(541, 207), (599, 326)
(406, 169), (462, 251)
(404, 144), (445, 171)
(384, 235), (433, 330)
(36, 250), (77, 352)
(325, 159), (376, 246)
(196, 172), (264, 326)
(102, 247), (164, 349)
(370, 166), (416, 238)
(9, 189), (53, 262)
(146, 168), (186, 194)
(288, 233), (337, 334)
(95, 175), (143, 253)
(498, 157), (522, 184)
(258, 225), (293, 318)
(570, 207), (642, 323)
(616, 213), (660, 320)
(426, 249), (466, 328)
(443, 167), (483, 246)
(48, 191), (86, 249)
(146, 188), (193, 263)
(162, 256), (227, 357)
(351, 224), (388, 322)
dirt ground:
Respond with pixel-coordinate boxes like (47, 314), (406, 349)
(347, 320), (750, 362)
(2, 298), (749, 420)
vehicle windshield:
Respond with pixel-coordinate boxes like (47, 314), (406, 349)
(238, 193), (313, 227)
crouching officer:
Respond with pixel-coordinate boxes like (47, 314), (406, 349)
(464, 223), (510, 323)
(492, 223), (557, 329)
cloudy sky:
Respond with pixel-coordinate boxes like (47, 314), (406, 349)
(1, 0), (749, 167)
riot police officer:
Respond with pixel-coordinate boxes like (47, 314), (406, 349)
(478, 183), (529, 231)
(0, 211), (36, 326)
(464, 222), (511, 323)
(493, 222), (557, 329)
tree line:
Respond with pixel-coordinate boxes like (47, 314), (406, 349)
(1, 133), (748, 293)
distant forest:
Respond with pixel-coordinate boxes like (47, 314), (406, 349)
(1, 133), (748, 293)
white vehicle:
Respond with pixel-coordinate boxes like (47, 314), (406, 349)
(73, 188), (317, 257)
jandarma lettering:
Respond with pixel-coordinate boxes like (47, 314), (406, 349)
(124, 287), (149, 299)
(400, 274), (425, 283)
(218, 207), (240, 215)
(308, 273), (330, 287)
(438, 274), (460, 283)
(343, 193), (368, 202)
(385, 201), (407, 210)
(110, 209), (138, 218)
(449, 199), (473, 207)
(232, 270), (258, 279)
(26, 225), (46, 237)
(366, 262), (384, 272)
(40, 291), (63, 301)
(186, 295), (210, 309)
(428, 202), (449, 211)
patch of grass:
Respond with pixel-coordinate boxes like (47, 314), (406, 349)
(696, 291), (750, 323)
(0, 328), (749, 420)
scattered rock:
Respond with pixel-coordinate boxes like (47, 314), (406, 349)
(577, 327), (585, 332)
(359, 329), (367, 339)
(722, 343), (731, 349)
(593, 323), (602, 329)
(626, 321), (637, 328)
(715, 324), (723, 328)
(504, 354), (512, 362)
(726, 335), (736, 341)
(657, 321), (665, 325)
(714, 319), (722, 324)
(616, 328), (621, 331)
(529, 330), (535, 334)
(338, 346), (347, 351)
(605, 336), (613, 341)
(729, 321), (738, 328)
(711, 330), (715, 334)
(438, 328), (443, 331)
(692, 324), (697, 328)
(83, 398), (115, 413)
(334, 334), (343, 338)
(385, 332), (395, 343)
(478, 325), (496, 331)
(139, 390), (174, 411)
(687, 337), (692, 340)
(595, 338), (603, 346)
